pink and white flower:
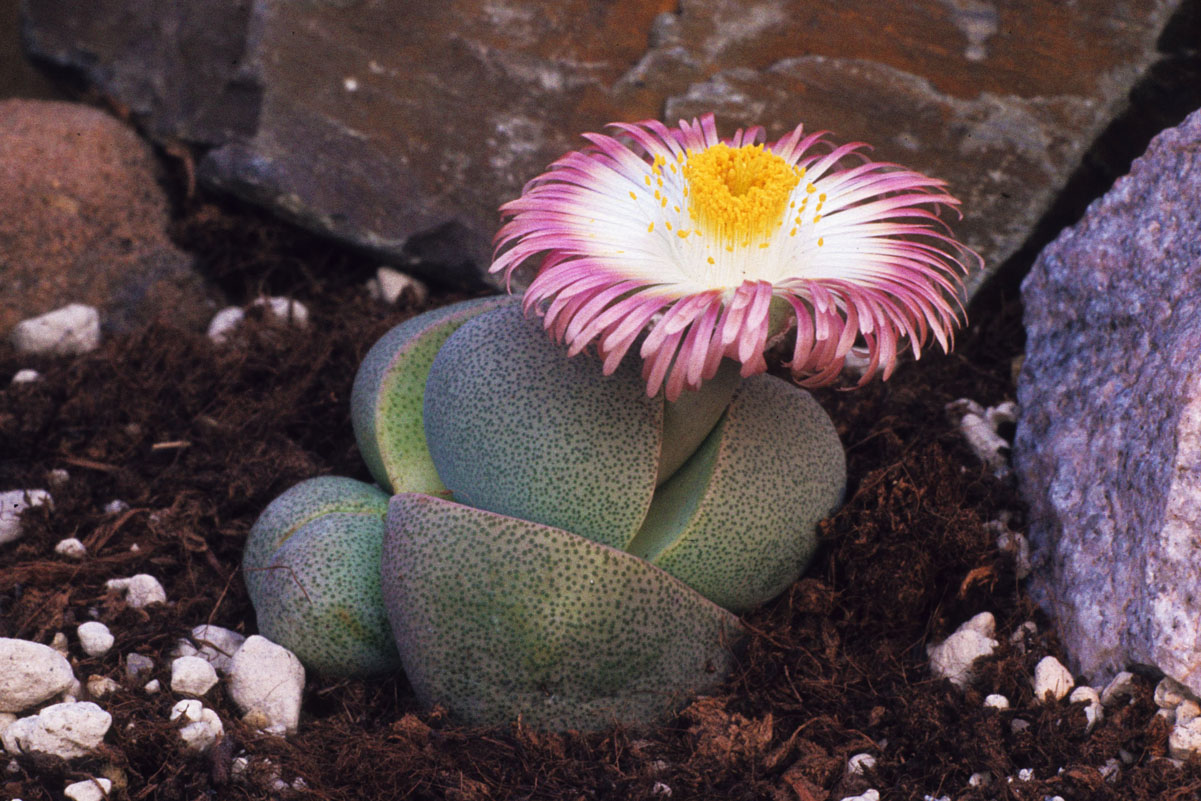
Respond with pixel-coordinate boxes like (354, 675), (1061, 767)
(491, 113), (979, 401)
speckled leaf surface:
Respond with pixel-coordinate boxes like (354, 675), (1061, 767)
(423, 304), (662, 550)
(627, 375), (846, 614)
(381, 493), (744, 731)
(243, 476), (390, 600)
(350, 295), (515, 494)
(244, 477), (399, 676)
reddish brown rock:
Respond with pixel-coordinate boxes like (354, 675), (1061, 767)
(0, 100), (212, 338)
(22, 0), (1187, 290)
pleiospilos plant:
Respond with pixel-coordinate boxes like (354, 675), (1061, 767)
(244, 113), (978, 730)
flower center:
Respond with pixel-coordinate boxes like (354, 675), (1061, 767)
(682, 143), (800, 247)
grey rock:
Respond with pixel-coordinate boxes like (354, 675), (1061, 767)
(1016, 107), (1201, 696)
(22, 0), (1185, 291)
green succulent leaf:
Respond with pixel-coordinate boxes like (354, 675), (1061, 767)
(422, 303), (662, 550)
(627, 374), (846, 614)
(381, 493), (744, 731)
(351, 295), (516, 494)
(244, 477), (400, 677)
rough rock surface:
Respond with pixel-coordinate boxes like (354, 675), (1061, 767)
(0, 637), (75, 713)
(0, 99), (212, 338)
(1015, 107), (1201, 696)
(1, 701), (112, 759)
(21, 1), (1187, 290)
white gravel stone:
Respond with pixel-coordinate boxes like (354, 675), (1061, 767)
(10, 369), (40, 384)
(0, 712), (16, 738)
(1069, 686), (1103, 731)
(50, 632), (69, 654)
(170, 699), (224, 752)
(206, 306), (245, 343)
(0, 638), (76, 713)
(143, 679), (161, 695)
(846, 753), (876, 775)
(1179, 699), (1201, 725)
(228, 635), (305, 735)
(984, 694), (1010, 710)
(839, 790), (880, 801)
(928, 613), (999, 688)
(1170, 716), (1201, 759)
(175, 625), (246, 674)
(10, 304), (101, 356)
(1153, 676), (1193, 709)
(54, 537), (87, 559)
(1101, 671), (1137, 706)
(255, 296), (309, 327)
(85, 676), (120, 699)
(64, 778), (112, 801)
(968, 771), (991, 787)
(104, 499), (129, 515)
(0, 489), (52, 546)
(171, 656), (219, 696)
(105, 574), (167, 607)
(367, 266), (428, 305)
(1, 701), (111, 759)
(125, 653), (155, 680)
(1033, 656), (1075, 702)
(47, 468), (70, 487)
(77, 622), (114, 657)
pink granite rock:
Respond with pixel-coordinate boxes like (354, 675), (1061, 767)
(1015, 107), (1201, 696)
(0, 100), (213, 338)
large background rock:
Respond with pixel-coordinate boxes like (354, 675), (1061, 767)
(20, 0), (1187, 289)
(1015, 108), (1201, 695)
(0, 99), (213, 338)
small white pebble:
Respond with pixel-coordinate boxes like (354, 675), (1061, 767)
(206, 306), (245, 343)
(846, 752), (876, 775)
(1017, 768), (1034, 781)
(50, 631), (69, 654)
(1010, 718), (1030, 734)
(170, 699), (224, 752)
(171, 656), (219, 696)
(984, 694), (1010, 710)
(1169, 715), (1201, 760)
(1069, 686), (1103, 731)
(928, 614), (999, 688)
(1157, 707), (1177, 725)
(1099, 758), (1121, 781)
(47, 468), (70, 487)
(10, 368), (40, 384)
(1178, 700), (1201, 726)
(968, 771), (991, 787)
(651, 782), (672, 797)
(104, 499), (129, 515)
(1033, 656), (1074, 702)
(0, 489), (52, 546)
(125, 653), (154, 679)
(367, 267), (428, 306)
(228, 635), (305, 735)
(175, 625), (246, 674)
(76, 622), (114, 657)
(85, 675), (120, 699)
(105, 574), (166, 607)
(0, 637), (76, 713)
(1101, 671), (1136, 706)
(839, 790), (879, 801)
(343, 76), (359, 91)
(54, 537), (87, 559)
(922, 795), (950, 801)
(63, 777), (112, 801)
(254, 296), (309, 327)
(10, 303), (101, 356)
(144, 679), (161, 695)
(1, 702), (111, 759)
(1154, 676), (1193, 710)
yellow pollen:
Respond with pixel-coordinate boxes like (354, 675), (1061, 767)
(707, 256), (715, 264)
(818, 237), (824, 246)
(647, 222), (655, 233)
(806, 183), (815, 194)
(629, 191), (637, 200)
(819, 193), (827, 202)
(655, 190), (661, 200)
(644, 175), (651, 186)
(789, 227), (797, 237)
(813, 214), (822, 224)
(677, 229), (689, 239)
(681, 142), (800, 246)
(665, 221), (673, 231)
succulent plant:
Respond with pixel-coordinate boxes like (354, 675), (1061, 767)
(244, 113), (975, 730)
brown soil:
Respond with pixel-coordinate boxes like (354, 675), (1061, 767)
(2, 192), (1200, 801)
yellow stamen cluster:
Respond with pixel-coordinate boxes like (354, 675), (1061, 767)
(681, 143), (801, 247)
